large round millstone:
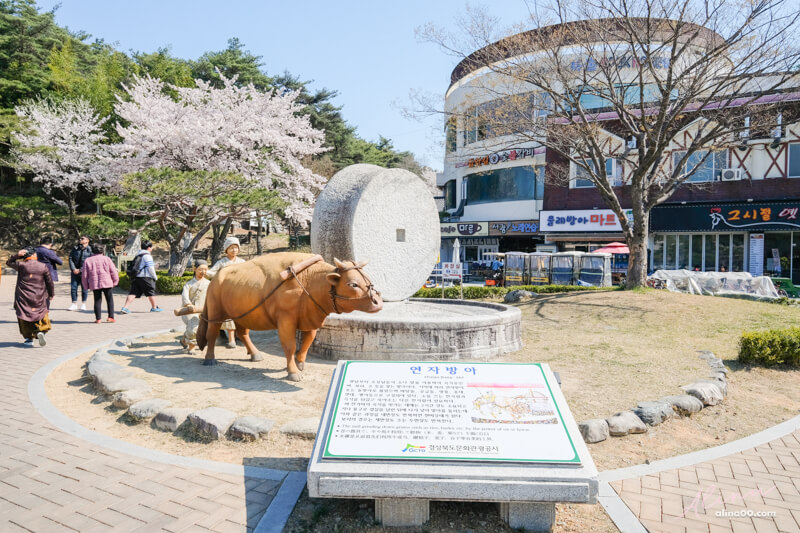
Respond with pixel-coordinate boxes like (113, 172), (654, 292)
(311, 164), (440, 302)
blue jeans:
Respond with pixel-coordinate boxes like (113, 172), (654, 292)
(71, 272), (88, 303)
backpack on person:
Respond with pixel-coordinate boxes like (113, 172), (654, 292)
(126, 254), (143, 278)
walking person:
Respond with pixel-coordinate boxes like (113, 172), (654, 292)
(68, 235), (92, 311)
(81, 244), (119, 323)
(35, 236), (63, 283)
(7, 247), (54, 346)
(206, 237), (245, 348)
(119, 241), (163, 314)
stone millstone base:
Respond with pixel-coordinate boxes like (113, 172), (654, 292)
(306, 299), (522, 361)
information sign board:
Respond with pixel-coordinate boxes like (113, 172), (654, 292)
(441, 262), (462, 279)
(323, 361), (580, 464)
(749, 234), (764, 276)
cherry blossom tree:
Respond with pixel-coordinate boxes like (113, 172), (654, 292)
(109, 73), (328, 274)
(12, 97), (109, 226)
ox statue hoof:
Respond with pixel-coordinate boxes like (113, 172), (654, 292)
(287, 372), (302, 382)
(203, 358), (218, 366)
(250, 351), (264, 362)
(297, 362), (305, 371)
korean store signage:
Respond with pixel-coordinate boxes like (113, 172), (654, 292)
(651, 202), (800, 232)
(540, 209), (632, 232)
(323, 361), (579, 464)
(440, 222), (489, 237)
(489, 220), (540, 236)
(466, 147), (539, 168)
(569, 54), (671, 72)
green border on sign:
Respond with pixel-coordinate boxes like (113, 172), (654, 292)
(322, 361), (580, 464)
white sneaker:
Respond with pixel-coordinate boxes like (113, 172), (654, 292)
(37, 332), (47, 347)
(68, 303), (78, 311)
(80, 303), (87, 311)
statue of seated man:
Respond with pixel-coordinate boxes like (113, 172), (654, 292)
(174, 260), (210, 353)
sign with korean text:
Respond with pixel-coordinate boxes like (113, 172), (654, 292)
(651, 202), (800, 232)
(323, 361), (579, 464)
(489, 220), (540, 236)
(442, 263), (463, 279)
(749, 234), (764, 276)
(540, 209), (631, 232)
(440, 222), (489, 237)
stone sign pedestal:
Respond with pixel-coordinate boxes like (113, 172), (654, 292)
(307, 361), (598, 531)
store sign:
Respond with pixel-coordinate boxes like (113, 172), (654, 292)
(651, 202), (800, 232)
(465, 147), (540, 168)
(749, 234), (764, 276)
(489, 220), (539, 236)
(440, 222), (489, 237)
(322, 361), (579, 464)
(540, 209), (631, 232)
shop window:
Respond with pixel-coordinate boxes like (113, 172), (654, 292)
(732, 234), (744, 272)
(673, 150), (727, 182)
(704, 234), (717, 271)
(677, 235), (689, 269)
(445, 117), (457, 153)
(789, 143), (800, 178)
(718, 234), (730, 271)
(666, 235), (677, 268)
(444, 180), (456, 210)
(535, 166), (545, 199)
(573, 158), (621, 188)
(652, 235), (664, 269)
(467, 166), (537, 204)
(691, 235), (703, 271)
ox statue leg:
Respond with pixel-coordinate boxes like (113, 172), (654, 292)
(203, 320), (222, 366)
(235, 324), (264, 362)
(277, 319), (302, 381)
(295, 329), (317, 372)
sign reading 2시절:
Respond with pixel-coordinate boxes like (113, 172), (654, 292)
(323, 361), (580, 464)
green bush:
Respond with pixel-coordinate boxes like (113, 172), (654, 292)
(117, 272), (191, 295)
(739, 327), (800, 367)
(412, 284), (613, 300)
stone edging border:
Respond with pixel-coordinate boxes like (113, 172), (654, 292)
(577, 350), (729, 444)
(27, 330), (302, 533)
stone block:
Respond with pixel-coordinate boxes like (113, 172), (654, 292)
(86, 359), (123, 380)
(280, 417), (320, 439)
(229, 416), (274, 441)
(699, 378), (728, 397)
(111, 389), (150, 409)
(682, 382), (724, 406)
(499, 501), (555, 531)
(153, 408), (194, 432)
(188, 407), (237, 440)
(504, 290), (534, 303)
(633, 401), (674, 426)
(128, 399), (172, 422)
(374, 498), (429, 527)
(660, 395), (704, 416)
(578, 419), (608, 443)
(606, 411), (647, 436)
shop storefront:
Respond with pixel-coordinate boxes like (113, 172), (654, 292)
(650, 201), (800, 282)
(539, 209), (632, 251)
(439, 222), (499, 262)
(488, 220), (542, 252)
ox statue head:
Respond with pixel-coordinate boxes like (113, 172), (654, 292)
(327, 258), (383, 314)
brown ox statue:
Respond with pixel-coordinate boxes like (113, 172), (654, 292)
(196, 252), (383, 380)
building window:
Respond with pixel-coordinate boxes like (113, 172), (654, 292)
(573, 158), (621, 188)
(789, 143), (800, 178)
(673, 150), (727, 182)
(444, 180), (456, 210)
(462, 92), (551, 144)
(535, 166), (545, 199)
(445, 117), (457, 153)
(466, 166), (538, 204)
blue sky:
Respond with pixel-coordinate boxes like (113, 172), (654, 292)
(37, 0), (533, 171)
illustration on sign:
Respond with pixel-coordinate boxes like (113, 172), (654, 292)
(323, 361), (579, 463)
(709, 206), (800, 229)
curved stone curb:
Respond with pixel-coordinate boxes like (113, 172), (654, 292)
(27, 331), (287, 481)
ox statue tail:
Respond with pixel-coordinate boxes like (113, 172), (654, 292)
(196, 304), (209, 350)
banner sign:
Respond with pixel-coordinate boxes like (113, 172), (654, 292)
(540, 209), (632, 232)
(749, 234), (764, 276)
(323, 361), (579, 464)
(440, 222), (489, 237)
(489, 220), (539, 236)
(651, 202), (800, 232)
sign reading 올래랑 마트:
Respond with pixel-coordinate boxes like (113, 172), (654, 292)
(323, 361), (580, 464)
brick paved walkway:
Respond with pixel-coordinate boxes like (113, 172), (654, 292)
(0, 274), (294, 532)
(606, 426), (800, 533)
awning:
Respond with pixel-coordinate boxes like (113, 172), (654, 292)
(544, 233), (626, 242)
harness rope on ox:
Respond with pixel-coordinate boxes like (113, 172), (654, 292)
(199, 258), (377, 325)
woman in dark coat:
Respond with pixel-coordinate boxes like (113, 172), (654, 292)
(7, 247), (54, 346)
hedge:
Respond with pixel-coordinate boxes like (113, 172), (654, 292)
(117, 272), (193, 295)
(412, 284), (614, 300)
(739, 327), (800, 367)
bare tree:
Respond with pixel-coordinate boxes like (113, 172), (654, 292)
(420, 0), (800, 288)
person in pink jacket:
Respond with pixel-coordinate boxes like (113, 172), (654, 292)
(81, 243), (119, 323)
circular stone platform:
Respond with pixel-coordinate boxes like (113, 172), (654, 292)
(309, 299), (522, 361)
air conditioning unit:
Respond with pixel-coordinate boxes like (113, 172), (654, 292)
(720, 168), (742, 181)
(626, 138), (637, 150)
